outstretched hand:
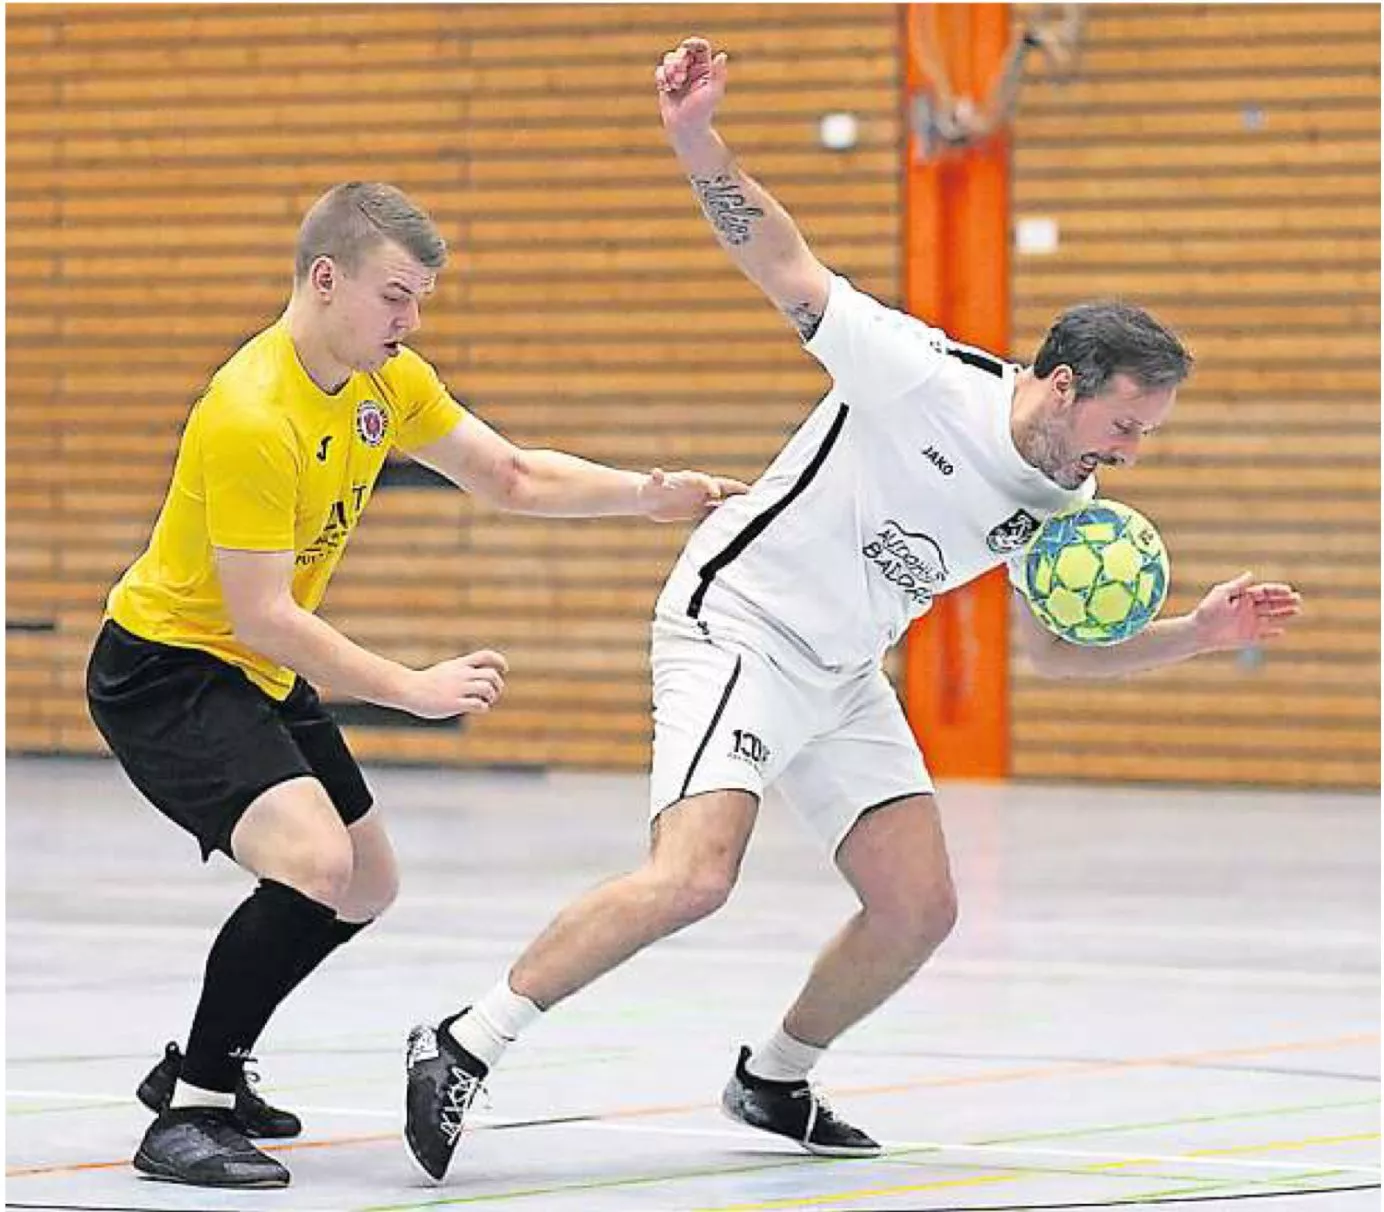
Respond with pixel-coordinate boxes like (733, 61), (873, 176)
(1192, 572), (1302, 651)
(654, 37), (728, 138)
(638, 466), (750, 522)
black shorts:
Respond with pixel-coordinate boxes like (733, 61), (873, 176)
(86, 619), (374, 860)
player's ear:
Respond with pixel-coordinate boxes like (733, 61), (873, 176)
(309, 256), (337, 301)
(1050, 364), (1077, 409)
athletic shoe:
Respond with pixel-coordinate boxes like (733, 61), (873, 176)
(132, 1106), (290, 1188)
(403, 1011), (488, 1182)
(137, 1041), (302, 1139)
(721, 1044), (881, 1157)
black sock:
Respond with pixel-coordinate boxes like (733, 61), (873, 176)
(181, 879), (337, 1092)
(278, 915), (372, 1002)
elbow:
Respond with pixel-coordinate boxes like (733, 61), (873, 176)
(486, 449), (531, 513)
(230, 600), (297, 661)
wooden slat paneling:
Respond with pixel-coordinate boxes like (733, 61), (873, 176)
(5, 3), (900, 770)
(1009, 3), (1379, 789)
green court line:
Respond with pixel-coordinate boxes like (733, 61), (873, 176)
(360, 1147), (1307, 1212)
(6, 1098), (128, 1117)
(360, 1155), (840, 1212)
(971, 1096), (1380, 1147)
(358, 1096), (1379, 1210)
(1115, 1166), (1347, 1202)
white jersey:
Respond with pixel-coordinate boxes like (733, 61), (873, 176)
(657, 274), (1096, 670)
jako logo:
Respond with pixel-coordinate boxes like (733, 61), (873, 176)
(730, 729), (771, 769)
(923, 445), (954, 476)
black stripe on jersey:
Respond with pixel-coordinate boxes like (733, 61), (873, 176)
(946, 344), (1005, 378)
(687, 402), (850, 619)
(678, 654), (743, 800)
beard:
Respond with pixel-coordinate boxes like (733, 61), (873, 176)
(1013, 414), (1086, 489)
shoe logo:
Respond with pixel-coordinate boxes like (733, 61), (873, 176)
(406, 1026), (440, 1069)
(922, 445), (954, 476)
(316, 435), (333, 462)
(729, 729), (771, 770)
(986, 508), (1039, 554)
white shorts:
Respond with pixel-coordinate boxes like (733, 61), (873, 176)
(649, 615), (933, 856)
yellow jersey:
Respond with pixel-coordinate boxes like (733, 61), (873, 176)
(107, 319), (466, 700)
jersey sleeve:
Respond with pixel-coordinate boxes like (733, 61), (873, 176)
(803, 274), (950, 405)
(198, 395), (301, 551)
(392, 348), (468, 451)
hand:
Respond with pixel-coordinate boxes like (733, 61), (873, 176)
(397, 649), (508, 720)
(654, 37), (728, 141)
(1191, 572), (1302, 652)
(637, 466), (750, 522)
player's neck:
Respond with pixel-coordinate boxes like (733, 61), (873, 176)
(1008, 368), (1046, 470)
(282, 297), (352, 395)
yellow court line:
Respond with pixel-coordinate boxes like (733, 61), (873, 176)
(1023, 1132), (1382, 1177)
(692, 1132), (1383, 1212)
(1191, 1131), (1381, 1159)
(695, 1167), (1033, 1212)
(7, 1031), (1377, 1180)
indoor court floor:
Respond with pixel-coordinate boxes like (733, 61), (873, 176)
(8, 756), (1380, 1210)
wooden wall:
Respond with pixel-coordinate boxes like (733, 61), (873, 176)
(6, 4), (902, 768)
(9, 4), (1377, 789)
(1008, 4), (1380, 787)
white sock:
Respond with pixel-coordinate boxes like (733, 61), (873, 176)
(746, 1026), (826, 1083)
(446, 977), (543, 1070)
(169, 1079), (235, 1111)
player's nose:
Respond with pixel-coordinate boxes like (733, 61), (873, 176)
(1111, 434), (1141, 467)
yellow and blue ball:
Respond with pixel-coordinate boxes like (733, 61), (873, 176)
(1021, 499), (1169, 645)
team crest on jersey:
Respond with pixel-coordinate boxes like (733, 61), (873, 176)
(986, 509), (1039, 554)
(355, 400), (390, 447)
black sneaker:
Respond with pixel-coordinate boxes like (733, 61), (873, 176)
(403, 1011), (488, 1182)
(137, 1041), (302, 1139)
(132, 1106), (290, 1188)
(721, 1045), (881, 1157)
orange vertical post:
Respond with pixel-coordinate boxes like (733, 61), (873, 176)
(901, 4), (1013, 779)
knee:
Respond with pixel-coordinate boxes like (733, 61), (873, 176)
(273, 834), (356, 909)
(874, 876), (959, 957)
(652, 862), (738, 928)
(343, 854), (400, 921)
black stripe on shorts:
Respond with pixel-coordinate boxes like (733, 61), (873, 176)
(678, 655), (743, 801)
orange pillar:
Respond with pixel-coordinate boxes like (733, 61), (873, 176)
(901, 4), (1013, 779)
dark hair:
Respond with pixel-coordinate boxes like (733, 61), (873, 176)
(1031, 301), (1192, 400)
(294, 182), (446, 282)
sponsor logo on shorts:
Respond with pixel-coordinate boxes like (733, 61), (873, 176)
(986, 509), (1039, 554)
(729, 729), (771, 770)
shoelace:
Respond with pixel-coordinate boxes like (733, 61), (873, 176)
(439, 1065), (486, 1145)
(236, 1056), (268, 1102)
(790, 1083), (849, 1142)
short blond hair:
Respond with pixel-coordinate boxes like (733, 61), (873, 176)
(294, 182), (446, 282)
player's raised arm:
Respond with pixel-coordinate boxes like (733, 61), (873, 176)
(656, 37), (832, 340)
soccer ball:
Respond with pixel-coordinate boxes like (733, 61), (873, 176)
(1021, 499), (1169, 645)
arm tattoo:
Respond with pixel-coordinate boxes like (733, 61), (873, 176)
(786, 300), (824, 341)
(690, 174), (765, 246)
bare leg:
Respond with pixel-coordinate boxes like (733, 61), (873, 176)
(509, 789), (758, 1008)
(781, 794), (957, 1046)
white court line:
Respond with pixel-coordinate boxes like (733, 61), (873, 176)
(9, 922), (1378, 991)
(9, 1090), (1381, 1177)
